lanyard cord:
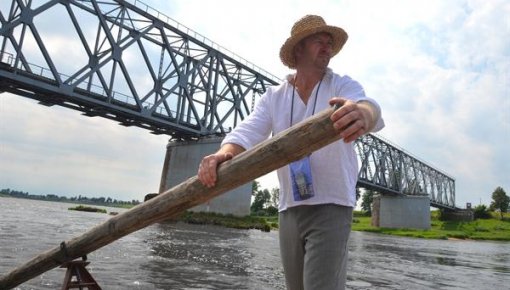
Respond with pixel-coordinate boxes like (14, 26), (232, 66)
(290, 76), (324, 127)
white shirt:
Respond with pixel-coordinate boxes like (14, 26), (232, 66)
(222, 68), (385, 211)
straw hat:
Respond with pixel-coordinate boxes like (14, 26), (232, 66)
(280, 15), (348, 68)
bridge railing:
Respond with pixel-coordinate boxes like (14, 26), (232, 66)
(72, 0), (281, 84)
(0, 51), (13, 66)
(124, 0), (281, 85)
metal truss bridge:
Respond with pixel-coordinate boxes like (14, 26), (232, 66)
(0, 0), (456, 209)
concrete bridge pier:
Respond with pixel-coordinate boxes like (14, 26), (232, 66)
(159, 137), (252, 216)
(371, 195), (431, 230)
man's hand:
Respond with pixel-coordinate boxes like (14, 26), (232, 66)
(329, 97), (380, 143)
(197, 143), (245, 188)
(198, 153), (233, 188)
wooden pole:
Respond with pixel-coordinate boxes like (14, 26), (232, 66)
(0, 105), (343, 289)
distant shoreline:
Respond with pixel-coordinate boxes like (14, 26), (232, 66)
(3, 195), (509, 241)
(0, 193), (136, 209)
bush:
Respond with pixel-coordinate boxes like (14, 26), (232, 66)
(251, 206), (278, 217)
(474, 204), (491, 219)
(474, 226), (489, 232)
(253, 210), (268, 216)
(68, 205), (106, 213)
(266, 206), (278, 216)
(352, 211), (363, 217)
(437, 209), (448, 221)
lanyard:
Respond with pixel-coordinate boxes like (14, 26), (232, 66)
(290, 76), (324, 127)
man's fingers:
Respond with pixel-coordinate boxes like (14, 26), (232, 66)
(328, 100), (370, 143)
(198, 156), (216, 187)
(223, 152), (233, 162)
(198, 153), (233, 188)
(328, 97), (346, 108)
(341, 122), (365, 143)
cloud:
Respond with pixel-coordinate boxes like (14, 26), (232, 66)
(0, 94), (168, 201)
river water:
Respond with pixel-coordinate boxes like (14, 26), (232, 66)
(0, 197), (508, 289)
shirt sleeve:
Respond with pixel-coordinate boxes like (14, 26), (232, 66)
(335, 75), (385, 133)
(221, 87), (274, 149)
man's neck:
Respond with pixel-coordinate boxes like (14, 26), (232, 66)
(292, 68), (326, 104)
(294, 67), (326, 88)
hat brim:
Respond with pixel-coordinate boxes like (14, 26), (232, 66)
(280, 25), (348, 69)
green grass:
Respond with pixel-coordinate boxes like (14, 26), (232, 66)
(174, 210), (510, 240)
(68, 205), (107, 214)
(352, 211), (510, 241)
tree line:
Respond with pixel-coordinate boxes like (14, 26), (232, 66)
(472, 186), (509, 220)
(250, 181), (279, 216)
(0, 188), (141, 207)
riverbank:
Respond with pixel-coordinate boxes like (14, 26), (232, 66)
(175, 211), (510, 241)
(176, 211), (278, 232)
(352, 211), (510, 241)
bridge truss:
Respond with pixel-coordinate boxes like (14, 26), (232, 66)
(0, 0), (279, 138)
(0, 0), (456, 209)
(356, 134), (455, 209)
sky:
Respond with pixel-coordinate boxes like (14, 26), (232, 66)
(0, 0), (508, 207)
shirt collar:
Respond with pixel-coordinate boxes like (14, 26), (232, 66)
(284, 68), (333, 84)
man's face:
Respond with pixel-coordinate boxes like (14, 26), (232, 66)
(295, 32), (334, 69)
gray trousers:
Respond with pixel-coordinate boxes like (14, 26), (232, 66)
(279, 204), (353, 290)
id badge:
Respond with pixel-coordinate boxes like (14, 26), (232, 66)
(290, 156), (315, 201)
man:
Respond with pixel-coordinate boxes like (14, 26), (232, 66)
(198, 15), (384, 290)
